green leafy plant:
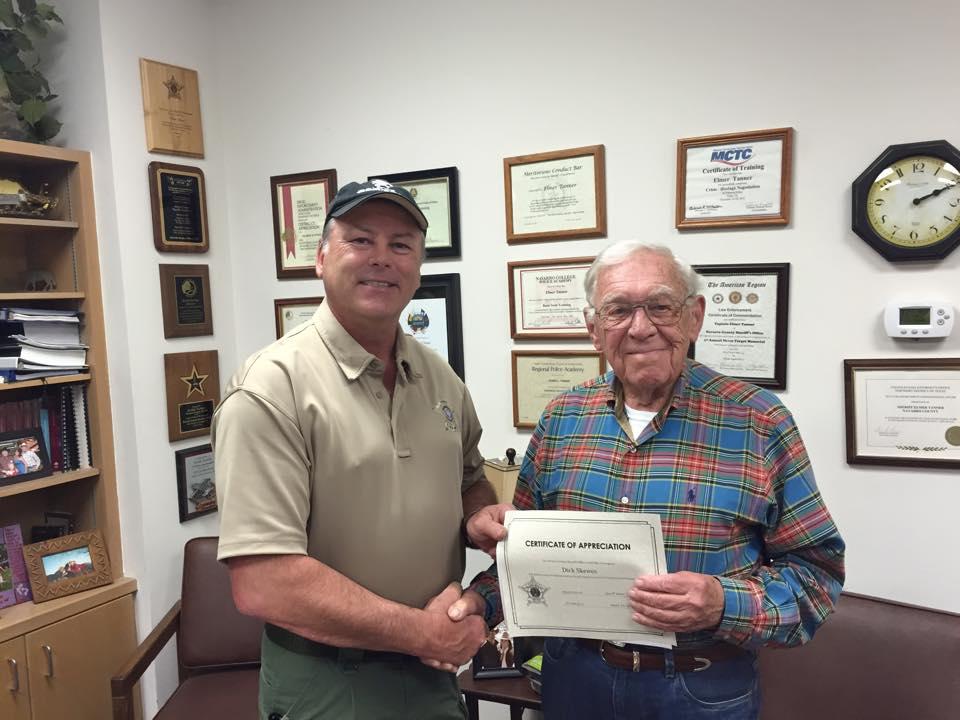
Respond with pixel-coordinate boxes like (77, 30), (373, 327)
(0, 0), (62, 142)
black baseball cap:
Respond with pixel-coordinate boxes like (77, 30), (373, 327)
(325, 180), (429, 232)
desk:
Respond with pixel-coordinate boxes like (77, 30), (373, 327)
(458, 673), (542, 720)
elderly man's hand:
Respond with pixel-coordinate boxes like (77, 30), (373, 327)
(419, 584), (488, 672)
(465, 503), (513, 558)
(627, 571), (725, 633)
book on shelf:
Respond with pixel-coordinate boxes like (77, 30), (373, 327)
(0, 385), (90, 472)
(0, 523), (32, 608)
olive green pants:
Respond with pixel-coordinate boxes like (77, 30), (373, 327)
(259, 630), (467, 720)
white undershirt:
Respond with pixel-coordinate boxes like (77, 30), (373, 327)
(624, 405), (657, 441)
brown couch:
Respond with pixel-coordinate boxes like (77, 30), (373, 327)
(759, 591), (960, 719)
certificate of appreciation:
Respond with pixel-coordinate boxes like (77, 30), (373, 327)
(498, 511), (676, 647)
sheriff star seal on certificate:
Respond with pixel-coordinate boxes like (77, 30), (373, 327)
(519, 576), (549, 605)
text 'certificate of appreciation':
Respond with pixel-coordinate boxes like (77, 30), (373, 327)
(498, 510), (676, 648)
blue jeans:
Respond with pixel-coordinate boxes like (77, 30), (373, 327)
(540, 638), (759, 720)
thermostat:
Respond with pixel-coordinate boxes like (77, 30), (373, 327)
(884, 301), (954, 339)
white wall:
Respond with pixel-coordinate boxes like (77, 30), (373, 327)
(47, 0), (960, 715)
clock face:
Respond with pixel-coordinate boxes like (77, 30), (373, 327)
(866, 155), (960, 248)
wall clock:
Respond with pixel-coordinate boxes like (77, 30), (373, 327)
(852, 139), (960, 261)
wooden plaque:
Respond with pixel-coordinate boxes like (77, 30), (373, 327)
(140, 58), (205, 158)
(148, 161), (209, 252)
(158, 263), (213, 338)
(163, 350), (220, 441)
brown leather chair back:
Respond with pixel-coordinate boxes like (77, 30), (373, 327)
(759, 592), (960, 720)
(177, 536), (264, 677)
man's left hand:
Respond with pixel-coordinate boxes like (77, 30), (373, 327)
(465, 503), (512, 558)
(627, 571), (724, 633)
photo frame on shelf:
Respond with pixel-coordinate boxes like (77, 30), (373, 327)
(158, 263), (214, 338)
(163, 350), (220, 441)
(148, 161), (209, 253)
(175, 443), (217, 522)
(504, 145), (606, 244)
(472, 623), (525, 679)
(271, 169), (338, 279)
(274, 296), (324, 338)
(508, 256), (594, 340)
(139, 58), (205, 158)
(511, 350), (606, 428)
(368, 167), (461, 259)
(22, 529), (112, 603)
(403, 273), (465, 380)
(689, 263), (790, 390)
(844, 358), (960, 469)
(676, 127), (793, 230)
(0, 427), (52, 487)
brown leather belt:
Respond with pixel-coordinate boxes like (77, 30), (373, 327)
(577, 639), (749, 673)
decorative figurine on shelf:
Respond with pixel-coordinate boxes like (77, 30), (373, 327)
(505, 447), (516, 465)
(22, 269), (56, 292)
(0, 179), (58, 217)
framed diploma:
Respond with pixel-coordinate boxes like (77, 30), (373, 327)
(158, 263), (213, 338)
(403, 273), (465, 380)
(139, 58), (205, 158)
(676, 127), (793, 230)
(148, 162), (209, 252)
(368, 167), (460, 259)
(844, 358), (960, 469)
(274, 296), (324, 338)
(508, 257), (594, 340)
(504, 145), (607, 244)
(689, 263), (789, 389)
(271, 169), (338, 278)
(175, 444), (217, 522)
(511, 350), (606, 428)
(163, 350), (220, 442)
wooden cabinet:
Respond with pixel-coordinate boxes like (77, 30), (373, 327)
(1, 635), (30, 720)
(0, 140), (137, 719)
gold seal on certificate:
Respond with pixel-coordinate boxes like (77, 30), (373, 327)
(508, 257), (594, 339)
(511, 351), (605, 428)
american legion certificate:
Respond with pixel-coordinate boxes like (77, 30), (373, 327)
(498, 510), (676, 648)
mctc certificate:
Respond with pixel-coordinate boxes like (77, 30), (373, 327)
(498, 510), (676, 648)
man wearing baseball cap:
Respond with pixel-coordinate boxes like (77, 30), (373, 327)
(213, 180), (504, 719)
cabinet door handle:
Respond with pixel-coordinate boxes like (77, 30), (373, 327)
(7, 657), (19, 692)
(42, 644), (54, 677)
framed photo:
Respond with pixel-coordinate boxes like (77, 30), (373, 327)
(512, 350), (606, 428)
(175, 444), (217, 522)
(689, 263), (790, 390)
(0, 428), (52, 487)
(508, 256), (594, 340)
(158, 263), (213, 338)
(473, 624), (524, 679)
(844, 358), (960, 469)
(271, 169), (338, 279)
(139, 58), (204, 158)
(22, 529), (112, 603)
(403, 273), (465, 380)
(274, 296), (324, 338)
(163, 350), (220, 442)
(148, 161), (209, 252)
(504, 145), (607, 244)
(676, 127), (793, 230)
(368, 167), (460, 259)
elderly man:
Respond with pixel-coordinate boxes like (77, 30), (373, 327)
(213, 180), (495, 720)
(462, 240), (845, 720)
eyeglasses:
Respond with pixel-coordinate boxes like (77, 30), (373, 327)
(590, 295), (694, 329)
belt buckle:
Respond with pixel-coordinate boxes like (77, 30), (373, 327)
(692, 656), (712, 673)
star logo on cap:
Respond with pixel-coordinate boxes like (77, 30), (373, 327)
(180, 364), (208, 398)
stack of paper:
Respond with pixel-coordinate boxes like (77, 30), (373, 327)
(0, 307), (88, 379)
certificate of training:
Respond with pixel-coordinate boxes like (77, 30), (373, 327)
(498, 510), (676, 648)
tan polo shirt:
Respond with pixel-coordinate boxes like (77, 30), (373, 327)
(214, 302), (486, 608)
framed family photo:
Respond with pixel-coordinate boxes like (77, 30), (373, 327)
(271, 169), (337, 279)
(0, 428), (52, 487)
(22, 529), (112, 603)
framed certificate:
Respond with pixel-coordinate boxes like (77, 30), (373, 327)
(676, 128), (793, 230)
(175, 444), (217, 522)
(511, 350), (605, 428)
(844, 358), (960, 469)
(163, 350), (220, 442)
(271, 169), (338, 278)
(159, 263), (213, 338)
(504, 145), (607, 244)
(508, 257), (594, 340)
(148, 162), (208, 252)
(274, 296), (324, 338)
(689, 263), (789, 389)
(403, 273), (465, 380)
(139, 58), (204, 158)
(368, 167), (460, 259)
